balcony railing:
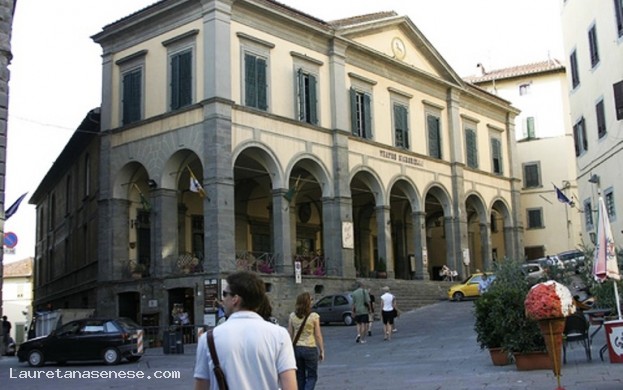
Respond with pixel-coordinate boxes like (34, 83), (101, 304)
(176, 252), (204, 274)
(235, 251), (276, 274)
(294, 252), (325, 276)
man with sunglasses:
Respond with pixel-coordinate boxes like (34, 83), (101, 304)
(194, 271), (297, 390)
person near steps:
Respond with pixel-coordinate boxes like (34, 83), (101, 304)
(380, 286), (397, 341)
(351, 281), (371, 344)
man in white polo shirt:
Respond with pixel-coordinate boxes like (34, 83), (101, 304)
(194, 271), (297, 390)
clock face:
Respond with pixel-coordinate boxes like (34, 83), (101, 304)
(391, 37), (406, 60)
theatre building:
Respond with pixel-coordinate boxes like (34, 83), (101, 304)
(30, 0), (523, 327)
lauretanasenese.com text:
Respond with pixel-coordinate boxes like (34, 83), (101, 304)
(9, 367), (182, 380)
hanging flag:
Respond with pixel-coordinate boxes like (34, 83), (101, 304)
(5, 192), (28, 220)
(132, 184), (151, 211)
(283, 175), (301, 203)
(554, 185), (571, 204)
(188, 167), (206, 198)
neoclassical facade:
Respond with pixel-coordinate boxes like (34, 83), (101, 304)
(32, 0), (522, 327)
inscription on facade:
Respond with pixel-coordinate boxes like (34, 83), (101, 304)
(379, 150), (423, 166)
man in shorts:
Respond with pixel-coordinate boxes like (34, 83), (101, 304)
(351, 281), (371, 344)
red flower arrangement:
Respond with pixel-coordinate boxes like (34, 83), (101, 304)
(524, 281), (576, 321)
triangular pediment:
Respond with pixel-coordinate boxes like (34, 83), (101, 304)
(331, 12), (463, 86)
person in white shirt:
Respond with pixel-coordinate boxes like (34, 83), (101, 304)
(380, 286), (398, 341)
(193, 271), (297, 390)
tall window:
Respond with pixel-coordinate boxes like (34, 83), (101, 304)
(588, 24), (600, 67)
(393, 104), (409, 149)
(596, 99), (607, 138)
(526, 117), (535, 139)
(297, 69), (318, 125)
(605, 188), (617, 219)
(570, 50), (580, 89)
(584, 200), (594, 229)
(122, 68), (142, 125)
(244, 53), (268, 110)
(615, 0), (623, 38)
(519, 83), (530, 96)
(523, 162), (541, 188)
(137, 210), (151, 270)
(491, 138), (503, 175)
(614, 80), (623, 120)
(427, 114), (442, 159)
(350, 88), (372, 139)
(573, 117), (588, 156)
(527, 208), (543, 229)
(170, 49), (193, 110)
(465, 128), (478, 168)
(191, 215), (204, 261)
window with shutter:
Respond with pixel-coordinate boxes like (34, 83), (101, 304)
(170, 49), (192, 110)
(614, 80), (623, 120)
(394, 104), (409, 149)
(244, 53), (268, 110)
(596, 100), (606, 138)
(616, 0), (623, 38)
(350, 88), (373, 139)
(527, 208), (543, 229)
(584, 200), (594, 229)
(605, 189), (617, 219)
(465, 129), (478, 168)
(491, 138), (503, 175)
(570, 51), (580, 89)
(427, 114), (441, 159)
(588, 25), (600, 68)
(297, 69), (318, 125)
(526, 117), (535, 139)
(122, 68), (142, 125)
(573, 117), (588, 156)
(523, 163), (540, 188)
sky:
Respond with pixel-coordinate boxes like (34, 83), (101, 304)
(3, 0), (563, 262)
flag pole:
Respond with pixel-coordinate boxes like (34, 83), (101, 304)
(615, 282), (622, 320)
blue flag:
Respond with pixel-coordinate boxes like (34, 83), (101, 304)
(5, 192), (28, 220)
(554, 185), (571, 204)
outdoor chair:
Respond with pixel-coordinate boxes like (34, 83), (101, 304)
(563, 313), (591, 364)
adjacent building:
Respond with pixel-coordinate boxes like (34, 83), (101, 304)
(2, 257), (33, 344)
(467, 59), (582, 259)
(561, 0), (623, 246)
(30, 0), (523, 326)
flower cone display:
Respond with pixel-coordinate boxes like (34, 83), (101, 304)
(525, 281), (576, 390)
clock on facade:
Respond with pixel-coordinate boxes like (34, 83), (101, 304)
(391, 37), (406, 60)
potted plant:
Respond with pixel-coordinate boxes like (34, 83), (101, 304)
(479, 260), (549, 370)
(473, 286), (510, 365)
(376, 257), (387, 279)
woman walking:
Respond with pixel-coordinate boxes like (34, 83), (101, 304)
(380, 286), (397, 341)
(288, 292), (325, 390)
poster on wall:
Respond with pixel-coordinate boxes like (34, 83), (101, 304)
(342, 221), (354, 249)
(203, 279), (219, 313)
(422, 248), (428, 266)
(462, 248), (470, 266)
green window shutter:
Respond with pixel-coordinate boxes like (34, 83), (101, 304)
(466, 129), (477, 168)
(297, 69), (305, 121)
(394, 105), (408, 148)
(363, 93), (372, 139)
(244, 54), (257, 107)
(350, 88), (358, 136)
(178, 50), (192, 108)
(257, 57), (267, 110)
(491, 138), (503, 174)
(308, 73), (317, 125)
(123, 69), (141, 125)
(427, 115), (440, 159)
(171, 54), (180, 110)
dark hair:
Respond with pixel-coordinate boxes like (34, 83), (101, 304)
(294, 292), (312, 318)
(257, 295), (274, 321)
(226, 271), (266, 311)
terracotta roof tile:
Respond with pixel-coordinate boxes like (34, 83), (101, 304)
(329, 11), (398, 28)
(3, 257), (33, 277)
(464, 59), (565, 83)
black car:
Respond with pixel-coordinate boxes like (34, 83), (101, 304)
(17, 318), (143, 366)
(312, 293), (354, 326)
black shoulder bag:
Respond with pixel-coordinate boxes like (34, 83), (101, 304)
(207, 330), (229, 390)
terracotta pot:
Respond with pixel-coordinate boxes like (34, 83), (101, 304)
(488, 347), (511, 366)
(513, 351), (553, 371)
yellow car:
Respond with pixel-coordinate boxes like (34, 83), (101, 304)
(447, 273), (496, 301)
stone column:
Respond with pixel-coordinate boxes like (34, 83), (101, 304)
(480, 222), (492, 271)
(151, 188), (179, 276)
(412, 211), (430, 280)
(273, 189), (294, 275)
(375, 205), (393, 278)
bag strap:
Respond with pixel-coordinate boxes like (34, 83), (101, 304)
(292, 313), (311, 346)
(207, 330), (229, 390)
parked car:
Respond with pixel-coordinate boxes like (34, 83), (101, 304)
(535, 255), (565, 269)
(521, 263), (547, 281)
(557, 249), (586, 273)
(447, 273), (496, 301)
(312, 293), (354, 326)
(17, 317), (143, 367)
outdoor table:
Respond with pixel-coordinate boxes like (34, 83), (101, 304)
(584, 308), (612, 361)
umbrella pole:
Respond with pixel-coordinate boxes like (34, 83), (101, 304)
(614, 281), (622, 320)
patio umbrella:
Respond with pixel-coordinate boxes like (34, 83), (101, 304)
(593, 195), (622, 319)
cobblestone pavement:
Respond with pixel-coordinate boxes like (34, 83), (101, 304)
(1, 299), (622, 389)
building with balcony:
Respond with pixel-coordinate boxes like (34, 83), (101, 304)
(30, 0), (523, 326)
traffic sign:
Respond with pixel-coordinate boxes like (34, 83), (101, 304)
(4, 231), (18, 248)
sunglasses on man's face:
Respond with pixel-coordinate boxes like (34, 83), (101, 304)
(222, 290), (234, 297)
